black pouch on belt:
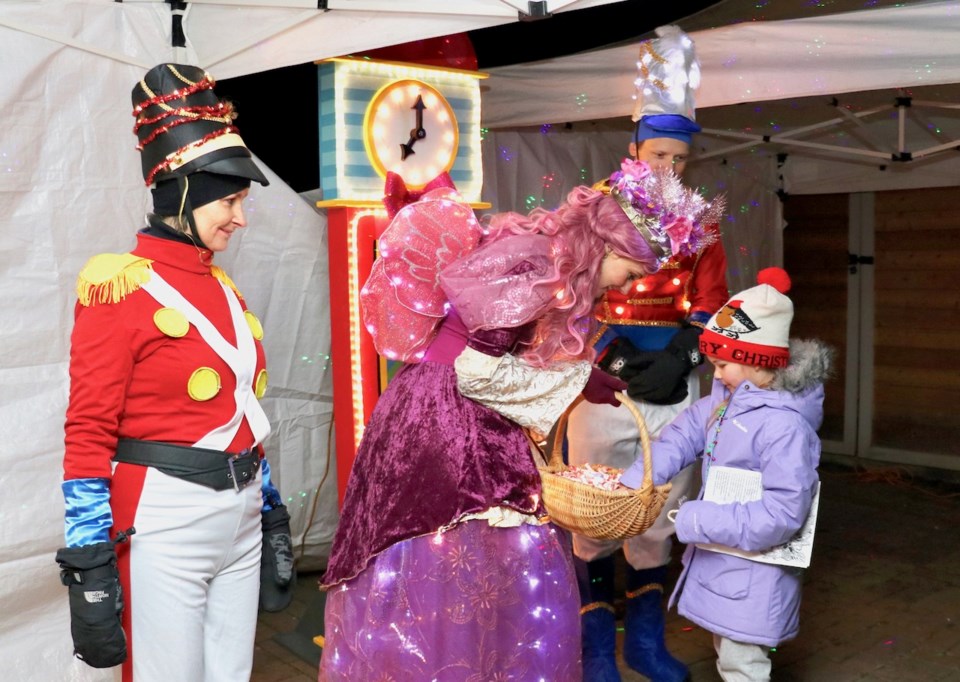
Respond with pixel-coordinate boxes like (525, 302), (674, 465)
(114, 439), (260, 491)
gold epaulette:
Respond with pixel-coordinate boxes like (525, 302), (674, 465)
(592, 177), (612, 195)
(210, 266), (244, 300)
(76, 253), (154, 306)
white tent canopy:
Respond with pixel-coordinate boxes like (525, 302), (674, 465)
(0, 1), (623, 679)
(479, 0), (960, 197)
(4, 0), (959, 677)
(477, 0), (960, 303)
(482, 0), (960, 128)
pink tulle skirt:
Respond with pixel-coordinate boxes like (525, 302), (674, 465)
(319, 518), (582, 681)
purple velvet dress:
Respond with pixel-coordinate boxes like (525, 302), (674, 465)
(319, 315), (582, 680)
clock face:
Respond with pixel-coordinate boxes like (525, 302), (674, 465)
(363, 79), (459, 189)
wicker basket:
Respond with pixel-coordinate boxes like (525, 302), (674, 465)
(537, 392), (672, 540)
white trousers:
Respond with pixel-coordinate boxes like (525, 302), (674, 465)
(125, 467), (262, 682)
(714, 635), (772, 682)
(566, 374), (699, 569)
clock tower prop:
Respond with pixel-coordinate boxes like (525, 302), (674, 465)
(315, 57), (488, 505)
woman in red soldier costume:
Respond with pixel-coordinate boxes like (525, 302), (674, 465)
(55, 63), (294, 682)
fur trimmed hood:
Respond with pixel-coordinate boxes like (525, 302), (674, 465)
(770, 338), (834, 395)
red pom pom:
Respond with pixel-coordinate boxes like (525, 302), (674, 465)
(757, 267), (791, 294)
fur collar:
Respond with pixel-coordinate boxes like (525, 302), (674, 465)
(769, 339), (834, 394)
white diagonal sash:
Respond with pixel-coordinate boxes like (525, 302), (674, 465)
(141, 272), (271, 450)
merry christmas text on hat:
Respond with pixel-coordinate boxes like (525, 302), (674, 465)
(699, 267), (795, 368)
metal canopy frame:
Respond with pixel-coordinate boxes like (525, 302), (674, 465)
(698, 95), (960, 167)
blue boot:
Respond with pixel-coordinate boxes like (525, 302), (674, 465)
(582, 605), (622, 682)
(576, 555), (621, 682)
(623, 565), (689, 682)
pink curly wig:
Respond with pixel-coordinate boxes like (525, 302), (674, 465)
(482, 185), (660, 366)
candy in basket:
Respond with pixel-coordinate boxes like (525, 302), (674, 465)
(538, 393), (672, 540)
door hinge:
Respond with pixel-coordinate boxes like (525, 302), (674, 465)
(848, 253), (874, 274)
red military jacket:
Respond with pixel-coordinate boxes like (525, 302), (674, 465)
(63, 231), (269, 481)
(597, 234), (728, 330)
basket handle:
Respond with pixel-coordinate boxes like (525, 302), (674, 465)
(613, 391), (656, 497)
(549, 391), (656, 497)
(548, 395), (581, 467)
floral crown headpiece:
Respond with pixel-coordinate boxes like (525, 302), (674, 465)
(608, 158), (724, 263)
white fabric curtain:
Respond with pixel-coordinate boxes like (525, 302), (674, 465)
(0, 1), (634, 676)
(480, 126), (783, 294)
(0, 4), (332, 678)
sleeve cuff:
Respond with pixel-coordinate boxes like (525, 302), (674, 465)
(62, 478), (113, 547)
(619, 455), (646, 489)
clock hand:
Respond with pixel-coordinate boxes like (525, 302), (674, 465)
(400, 95), (427, 161)
(413, 95), (426, 139)
(400, 134), (417, 160)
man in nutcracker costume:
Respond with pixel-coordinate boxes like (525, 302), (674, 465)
(566, 26), (729, 682)
(55, 63), (295, 681)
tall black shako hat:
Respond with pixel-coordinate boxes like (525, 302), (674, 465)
(132, 64), (267, 247)
(132, 63), (268, 188)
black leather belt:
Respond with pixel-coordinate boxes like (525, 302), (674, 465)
(114, 439), (260, 492)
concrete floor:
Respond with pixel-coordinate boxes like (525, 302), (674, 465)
(252, 462), (960, 681)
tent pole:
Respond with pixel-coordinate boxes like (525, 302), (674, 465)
(169, 0), (189, 63)
(0, 18), (150, 67)
(896, 95), (910, 156)
(832, 101), (890, 153)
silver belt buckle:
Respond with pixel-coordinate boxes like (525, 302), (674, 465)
(227, 449), (253, 493)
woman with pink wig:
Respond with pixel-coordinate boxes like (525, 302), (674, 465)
(318, 161), (722, 681)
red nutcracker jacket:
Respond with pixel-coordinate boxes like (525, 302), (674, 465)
(63, 231), (269, 482)
(597, 233), (729, 331)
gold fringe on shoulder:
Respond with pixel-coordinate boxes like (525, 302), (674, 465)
(210, 266), (244, 300)
(76, 253), (155, 306)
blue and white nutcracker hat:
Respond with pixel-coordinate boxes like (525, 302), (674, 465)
(631, 25), (702, 145)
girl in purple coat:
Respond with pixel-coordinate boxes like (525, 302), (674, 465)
(620, 267), (833, 681)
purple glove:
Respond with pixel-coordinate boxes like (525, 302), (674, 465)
(582, 366), (628, 406)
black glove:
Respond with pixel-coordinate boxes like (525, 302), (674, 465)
(625, 324), (704, 405)
(259, 504), (297, 612)
(597, 336), (650, 381)
(55, 529), (134, 669)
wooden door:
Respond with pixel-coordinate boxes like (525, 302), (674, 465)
(783, 188), (960, 470)
(782, 193), (851, 452)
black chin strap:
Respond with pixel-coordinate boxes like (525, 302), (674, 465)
(175, 175), (209, 250)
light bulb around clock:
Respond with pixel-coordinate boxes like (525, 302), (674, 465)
(363, 79), (459, 189)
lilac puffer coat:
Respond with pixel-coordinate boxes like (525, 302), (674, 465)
(620, 339), (832, 646)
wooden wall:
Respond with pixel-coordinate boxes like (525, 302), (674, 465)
(783, 187), (960, 465)
(782, 194), (849, 445)
(873, 187), (960, 457)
